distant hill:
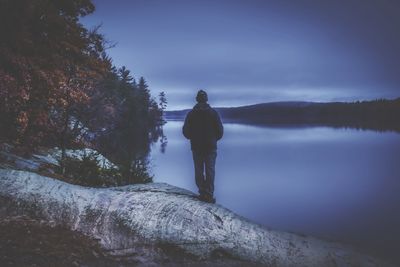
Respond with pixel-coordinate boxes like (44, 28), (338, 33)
(166, 98), (400, 132)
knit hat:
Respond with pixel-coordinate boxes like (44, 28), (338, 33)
(196, 90), (208, 103)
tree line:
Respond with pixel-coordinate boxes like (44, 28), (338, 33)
(0, 0), (167, 183)
(215, 99), (400, 132)
(167, 98), (400, 133)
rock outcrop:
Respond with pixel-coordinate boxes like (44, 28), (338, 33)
(0, 146), (117, 173)
(0, 169), (392, 266)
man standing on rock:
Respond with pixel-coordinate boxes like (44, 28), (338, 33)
(183, 90), (224, 203)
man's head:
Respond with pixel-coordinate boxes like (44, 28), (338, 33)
(196, 90), (208, 103)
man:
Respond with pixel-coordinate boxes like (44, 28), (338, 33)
(183, 90), (223, 203)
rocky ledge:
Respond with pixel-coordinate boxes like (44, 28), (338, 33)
(0, 169), (393, 266)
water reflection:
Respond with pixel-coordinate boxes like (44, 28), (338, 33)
(151, 120), (400, 263)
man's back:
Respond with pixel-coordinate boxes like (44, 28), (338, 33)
(183, 102), (223, 151)
(182, 89), (223, 203)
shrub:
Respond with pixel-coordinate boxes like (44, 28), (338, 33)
(57, 152), (118, 187)
(56, 151), (152, 186)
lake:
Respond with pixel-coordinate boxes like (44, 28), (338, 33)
(150, 120), (400, 263)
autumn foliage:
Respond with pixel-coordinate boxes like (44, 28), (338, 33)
(0, 0), (110, 149)
(0, 0), (166, 183)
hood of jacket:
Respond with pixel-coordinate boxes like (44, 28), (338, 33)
(193, 103), (211, 111)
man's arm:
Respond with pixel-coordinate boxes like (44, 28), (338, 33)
(214, 111), (224, 140)
(182, 111), (192, 139)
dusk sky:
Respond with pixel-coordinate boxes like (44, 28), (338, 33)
(82, 0), (400, 110)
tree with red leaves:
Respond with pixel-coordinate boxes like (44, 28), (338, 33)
(0, 0), (110, 153)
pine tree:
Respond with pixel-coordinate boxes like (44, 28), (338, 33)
(159, 91), (167, 111)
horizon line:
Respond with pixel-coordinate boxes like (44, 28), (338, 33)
(165, 97), (400, 112)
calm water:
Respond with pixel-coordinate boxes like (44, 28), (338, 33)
(150, 120), (400, 262)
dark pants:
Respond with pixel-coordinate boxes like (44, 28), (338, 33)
(192, 150), (217, 197)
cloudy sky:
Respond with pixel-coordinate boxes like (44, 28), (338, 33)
(82, 0), (400, 110)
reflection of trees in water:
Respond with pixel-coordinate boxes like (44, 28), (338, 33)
(100, 124), (166, 185)
(160, 134), (168, 154)
(153, 124), (168, 154)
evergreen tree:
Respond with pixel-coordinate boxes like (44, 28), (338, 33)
(0, 0), (167, 184)
(159, 91), (167, 111)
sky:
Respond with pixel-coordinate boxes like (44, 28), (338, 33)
(82, 0), (400, 110)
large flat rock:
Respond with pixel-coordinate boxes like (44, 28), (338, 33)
(0, 169), (392, 266)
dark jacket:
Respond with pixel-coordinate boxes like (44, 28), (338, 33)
(183, 103), (224, 151)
